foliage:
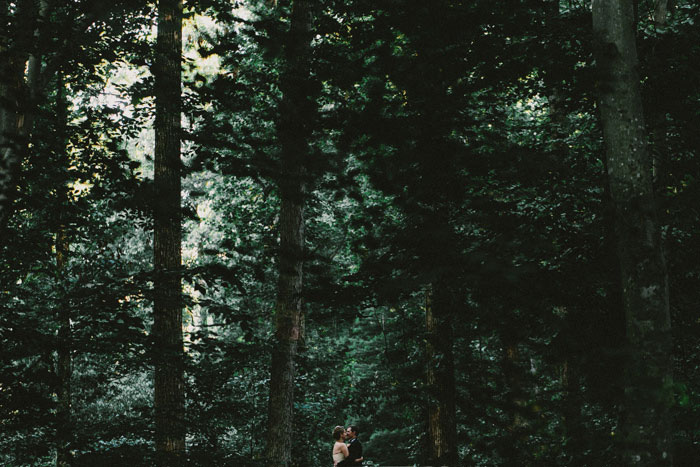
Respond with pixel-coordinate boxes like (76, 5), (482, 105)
(2, 0), (700, 466)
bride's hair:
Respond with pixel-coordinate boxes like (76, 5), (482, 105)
(333, 425), (345, 441)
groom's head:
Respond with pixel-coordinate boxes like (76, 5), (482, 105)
(346, 426), (359, 440)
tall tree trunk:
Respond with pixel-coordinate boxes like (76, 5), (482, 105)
(592, 2), (673, 465)
(500, 329), (529, 465)
(56, 226), (72, 467)
(654, 0), (670, 28)
(559, 357), (584, 464)
(53, 74), (72, 467)
(265, 1), (314, 465)
(425, 283), (458, 466)
(0, 0), (36, 236)
(543, 0), (563, 123)
(153, 0), (184, 464)
(0, 54), (24, 232)
(649, 0), (672, 183)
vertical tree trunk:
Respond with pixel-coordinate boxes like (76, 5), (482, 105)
(265, 1), (313, 466)
(559, 357), (584, 464)
(153, 0), (184, 464)
(266, 189), (304, 467)
(0, 55), (24, 231)
(425, 283), (458, 466)
(56, 226), (72, 467)
(0, 0), (35, 235)
(53, 74), (72, 467)
(0, 0), (45, 238)
(500, 330), (529, 465)
(592, 2), (673, 465)
(543, 0), (563, 122)
(654, 0), (670, 28)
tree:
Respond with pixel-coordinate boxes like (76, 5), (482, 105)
(0, 0), (39, 237)
(265, 0), (315, 465)
(153, 0), (185, 464)
(53, 74), (73, 467)
(6, 1), (700, 465)
(425, 284), (458, 466)
(654, 0), (671, 28)
(592, 1), (673, 464)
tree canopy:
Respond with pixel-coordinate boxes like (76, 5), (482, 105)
(2, 0), (700, 466)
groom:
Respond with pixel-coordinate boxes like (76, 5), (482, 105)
(344, 425), (363, 466)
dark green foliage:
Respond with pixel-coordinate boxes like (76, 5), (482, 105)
(3, 0), (700, 466)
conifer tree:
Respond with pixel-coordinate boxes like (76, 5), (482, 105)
(0, 0), (38, 236)
(266, 0), (315, 465)
(153, 0), (185, 464)
(592, 1), (673, 464)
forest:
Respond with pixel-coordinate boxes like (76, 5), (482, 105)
(1, 0), (699, 466)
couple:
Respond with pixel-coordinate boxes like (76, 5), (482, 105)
(332, 425), (363, 466)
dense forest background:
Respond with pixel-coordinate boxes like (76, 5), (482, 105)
(2, 0), (699, 466)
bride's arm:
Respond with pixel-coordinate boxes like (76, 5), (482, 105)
(341, 443), (350, 457)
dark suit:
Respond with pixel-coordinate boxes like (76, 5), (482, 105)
(347, 437), (362, 466)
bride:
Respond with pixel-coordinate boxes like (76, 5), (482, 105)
(332, 425), (349, 466)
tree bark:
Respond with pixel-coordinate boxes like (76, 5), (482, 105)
(265, 1), (314, 466)
(52, 73), (73, 467)
(153, 0), (184, 465)
(654, 0), (670, 28)
(0, 55), (24, 232)
(500, 329), (530, 465)
(592, 1), (673, 465)
(56, 226), (72, 467)
(425, 284), (458, 466)
(0, 0), (36, 236)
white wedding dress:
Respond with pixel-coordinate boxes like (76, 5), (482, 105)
(333, 443), (346, 465)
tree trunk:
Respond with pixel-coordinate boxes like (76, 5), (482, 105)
(543, 0), (563, 120)
(592, 2), (673, 465)
(153, 0), (184, 465)
(500, 330), (529, 465)
(559, 358), (584, 464)
(0, 0), (36, 235)
(425, 284), (458, 466)
(265, 1), (313, 466)
(648, 0), (673, 183)
(53, 73), (73, 467)
(56, 226), (72, 467)
(654, 0), (670, 28)
(0, 54), (24, 232)
(266, 191), (304, 467)
(0, 0), (46, 238)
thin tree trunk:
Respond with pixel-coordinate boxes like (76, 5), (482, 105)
(0, 0), (36, 235)
(265, 1), (313, 465)
(56, 225), (72, 467)
(0, 0), (46, 238)
(592, 2), (673, 465)
(425, 284), (458, 466)
(500, 330), (529, 465)
(559, 357), (585, 465)
(543, 0), (563, 121)
(0, 54), (24, 231)
(153, 0), (184, 464)
(53, 72), (73, 467)
(654, 0), (670, 28)
(649, 0), (673, 183)
(24, 0), (45, 132)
